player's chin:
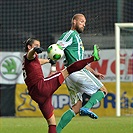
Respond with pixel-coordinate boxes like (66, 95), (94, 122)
(78, 29), (84, 33)
(80, 28), (84, 33)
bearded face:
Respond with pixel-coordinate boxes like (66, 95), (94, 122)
(73, 15), (86, 33)
(75, 23), (85, 33)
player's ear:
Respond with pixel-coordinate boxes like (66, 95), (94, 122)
(73, 19), (76, 24)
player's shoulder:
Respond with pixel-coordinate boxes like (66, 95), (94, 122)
(58, 30), (77, 43)
(62, 30), (75, 36)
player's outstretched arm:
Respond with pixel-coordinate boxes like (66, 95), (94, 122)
(39, 59), (50, 65)
(39, 58), (55, 65)
(27, 47), (44, 60)
(27, 48), (36, 60)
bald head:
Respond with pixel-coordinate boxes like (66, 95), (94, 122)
(71, 14), (85, 24)
(71, 13), (86, 33)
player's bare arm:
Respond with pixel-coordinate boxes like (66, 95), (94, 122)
(39, 58), (50, 65)
(27, 48), (36, 60)
(85, 65), (97, 75)
(85, 65), (105, 79)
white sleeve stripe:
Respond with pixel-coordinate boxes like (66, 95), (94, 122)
(74, 34), (82, 60)
(62, 30), (73, 42)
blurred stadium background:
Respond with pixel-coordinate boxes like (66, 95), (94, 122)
(0, 0), (133, 121)
(1, 0), (133, 51)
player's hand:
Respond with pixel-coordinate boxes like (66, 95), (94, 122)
(48, 58), (56, 65)
(34, 47), (44, 54)
(95, 72), (105, 80)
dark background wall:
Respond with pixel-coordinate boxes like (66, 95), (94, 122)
(0, 84), (16, 116)
(0, 0), (133, 51)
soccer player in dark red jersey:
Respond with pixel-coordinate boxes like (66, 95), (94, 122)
(22, 38), (100, 133)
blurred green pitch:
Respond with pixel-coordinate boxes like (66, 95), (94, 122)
(0, 116), (133, 133)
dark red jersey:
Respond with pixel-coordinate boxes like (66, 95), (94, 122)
(22, 53), (65, 119)
(22, 54), (44, 89)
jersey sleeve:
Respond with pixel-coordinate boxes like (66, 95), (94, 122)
(56, 30), (74, 49)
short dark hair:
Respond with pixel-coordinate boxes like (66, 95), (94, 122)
(23, 38), (39, 52)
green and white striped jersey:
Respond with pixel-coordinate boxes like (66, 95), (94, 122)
(57, 30), (84, 66)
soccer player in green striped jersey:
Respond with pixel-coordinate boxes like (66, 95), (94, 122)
(56, 14), (108, 133)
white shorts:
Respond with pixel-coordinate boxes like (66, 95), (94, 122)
(65, 68), (103, 106)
